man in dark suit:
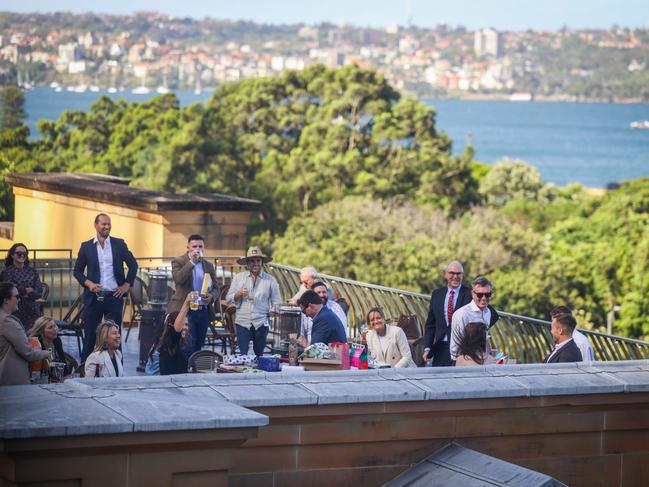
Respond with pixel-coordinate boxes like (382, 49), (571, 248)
(168, 234), (219, 357)
(544, 313), (583, 363)
(422, 261), (471, 366)
(298, 290), (346, 346)
(74, 213), (138, 362)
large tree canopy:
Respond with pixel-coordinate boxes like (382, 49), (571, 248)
(1, 65), (648, 339)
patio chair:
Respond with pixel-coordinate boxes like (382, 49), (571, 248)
(396, 314), (425, 366)
(124, 276), (148, 343)
(188, 350), (223, 373)
(56, 294), (84, 355)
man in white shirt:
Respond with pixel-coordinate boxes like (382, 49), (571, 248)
(551, 305), (595, 361)
(299, 281), (348, 345)
(449, 276), (500, 361)
(74, 213), (138, 362)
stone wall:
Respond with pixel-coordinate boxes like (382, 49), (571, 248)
(1, 361), (648, 486)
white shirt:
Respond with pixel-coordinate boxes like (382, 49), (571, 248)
(572, 329), (595, 361)
(93, 236), (119, 291)
(450, 300), (492, 360)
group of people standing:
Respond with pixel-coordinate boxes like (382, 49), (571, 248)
(422, 260), (594, 366)
(1, 216), (596, 385)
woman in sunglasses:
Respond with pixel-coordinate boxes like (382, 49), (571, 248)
(0, 243), (45, 332)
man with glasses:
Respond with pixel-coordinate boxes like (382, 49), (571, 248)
(423, 261), (472, 367)
(449, 276), (500, 362)
(74, 213), (138, 362)
(288, 267), (319, 305)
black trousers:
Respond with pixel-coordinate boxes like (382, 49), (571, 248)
(81, 294), (124, 362)
(430, 339), (453, 367)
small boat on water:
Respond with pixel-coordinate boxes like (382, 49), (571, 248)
(630, 120), (649, 129)
(132, 86), (151, 95)
(107, 87), (117, 94)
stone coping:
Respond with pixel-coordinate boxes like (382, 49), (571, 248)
(5, 173), (261, 212)
(1, 361), (648, 439)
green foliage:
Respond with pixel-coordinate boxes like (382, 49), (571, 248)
(479, 158), (556, 206)
(0, 86), (27, 131)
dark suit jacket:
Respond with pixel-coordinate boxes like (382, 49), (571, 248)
(73, 237), (138, 305)
(423, 284), (472, 350)
(544, 339), (583, 363)
(167, 254), (219, 317)
(311, 306), (347, 345)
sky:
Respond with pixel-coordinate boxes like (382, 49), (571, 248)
(2, 0), (648, 31)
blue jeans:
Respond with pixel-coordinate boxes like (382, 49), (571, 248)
(81, 294), (125, 362)
(236, 324), (269, 357)
(184, 307), (210, 359)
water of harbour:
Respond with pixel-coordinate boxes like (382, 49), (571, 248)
(24, 87), (649, 188)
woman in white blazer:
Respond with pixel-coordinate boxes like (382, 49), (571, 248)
(365, 307), (416, 368)
(84, 320), (123, 378)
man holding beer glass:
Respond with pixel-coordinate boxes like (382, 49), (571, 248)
(168, 235), (219, 357)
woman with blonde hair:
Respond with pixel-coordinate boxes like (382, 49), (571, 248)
(29, 316), (71, 375)
(84, 320), (123, 378)
(365, 307), (416, 368)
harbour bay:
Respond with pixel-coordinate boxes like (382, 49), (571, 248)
(24, 87), (649, 188)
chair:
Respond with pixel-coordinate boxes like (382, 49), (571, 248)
(56, 294), (84, 355)
(206, 285), (237, 354)
(36, 282), (49, 313)
(188, 350), (223, 373)
(396, 314), (425, 367)
(124, 276), (148, 343)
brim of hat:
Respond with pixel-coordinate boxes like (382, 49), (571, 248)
(237, 256), (272, 266)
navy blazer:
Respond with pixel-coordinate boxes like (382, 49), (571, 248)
(311, 306), (347, 345)
(73, 237), (138, 305)
(544, 339), (583, 363)
(423, 284), (472, 349)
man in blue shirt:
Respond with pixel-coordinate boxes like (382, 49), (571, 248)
(298, 290), (346, 346)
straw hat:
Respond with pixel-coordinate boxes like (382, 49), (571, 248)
(237, 246), (272, 265)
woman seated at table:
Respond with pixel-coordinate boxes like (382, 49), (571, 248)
(84, 320), (123, 378)
(29, 316), (71, 375)
(455, 322), (497, 366)
(365, 307), (416, 368)
(1, 281), (50, 385)
(158, 293), (191, 375)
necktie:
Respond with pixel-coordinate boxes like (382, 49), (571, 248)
(447, 289), (455, 324)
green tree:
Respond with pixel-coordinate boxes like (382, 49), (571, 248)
(0, 86), (27, 131)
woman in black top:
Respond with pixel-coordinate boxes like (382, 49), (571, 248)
(158, 293), (190, 375)
(29, 316), (71, 375)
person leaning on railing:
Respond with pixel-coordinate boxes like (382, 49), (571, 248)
(1, 243), (45, 332)
(29, 316), (71, 375)
(84, 320), (123, 378)
(364, 307), (416, 368)
(0, 282), (49, 385)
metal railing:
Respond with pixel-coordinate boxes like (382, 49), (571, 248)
(2, 257), (647, 363)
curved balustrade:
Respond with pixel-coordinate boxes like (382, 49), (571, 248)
(266, 262), (649, 364)
(9, 257), (647, 364)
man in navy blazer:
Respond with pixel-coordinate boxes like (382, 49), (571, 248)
(422, 261), (472, 366)
(74, 213), (138, 361)
(298, 290), (346, 346)
(544, 313), (583, 363)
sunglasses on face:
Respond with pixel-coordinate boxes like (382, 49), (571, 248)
(474, 292), (492, 299)
(14, 252), (28, 257)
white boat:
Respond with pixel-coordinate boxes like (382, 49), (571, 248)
(630, 120), (649, 129)
(156, 85), (170, 94)
(509, 92), (533, 102)
(132, 86), (151, 95)
(89, 85), (100, 92)
(107, 87), (117, 94)
(73, 85), (88, 93)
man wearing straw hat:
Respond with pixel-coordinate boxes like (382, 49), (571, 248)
(226, 247), (281, 357)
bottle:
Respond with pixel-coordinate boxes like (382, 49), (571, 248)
(28, 337), (43, 382)
(359, 333), (369, 370)
(288, 333), (298, 366)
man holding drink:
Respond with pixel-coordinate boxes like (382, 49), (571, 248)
(168, 235), (219, 357)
